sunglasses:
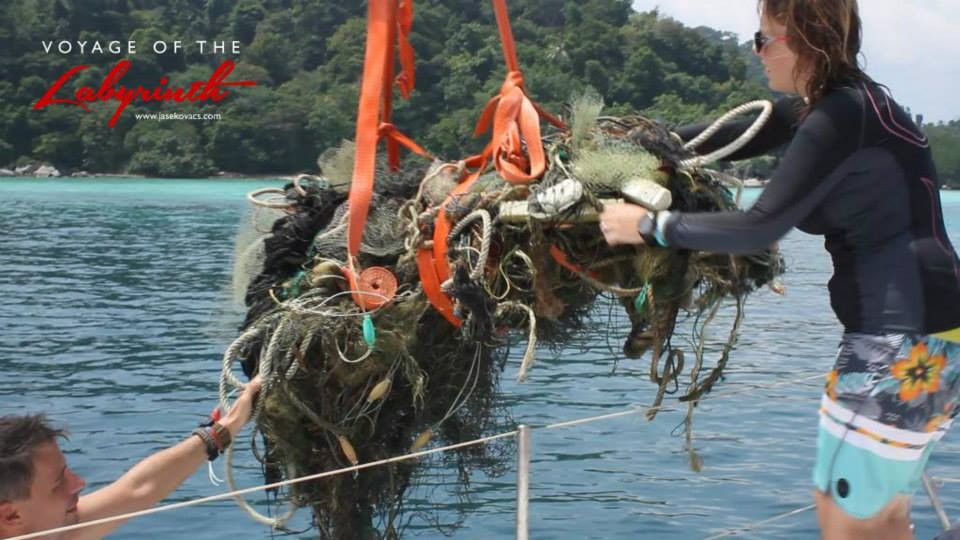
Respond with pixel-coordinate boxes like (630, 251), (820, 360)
(753, 31), (787, 53)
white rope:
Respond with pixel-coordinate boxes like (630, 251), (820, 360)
(542, 373), (824, 431)
(448, 209), (493, 281)
(931, 477), (960, 485)
(434, 344), (484, 426)
(223, 442), (299, 527)
(497, 302), (538, 382)
(287, 288), (393, 318)
(334, 335), (375, 364)
(292, 174), (327, 197)
(544, 406), (664, 430)
(246, 187), (293, 209)
(703, 168), (745, 205)
(222, 323), (293, 527)
(219, 321), (280, 412)
(207, 461), (223, 486)
(703, 373), (823, 400)
(701, 504), (816, 540)
(11, 372), (828, 540)
(679, 100), (774, 170)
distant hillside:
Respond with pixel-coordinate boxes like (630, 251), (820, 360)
(0, 0), (955, 185)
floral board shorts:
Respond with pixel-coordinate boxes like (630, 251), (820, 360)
(814, 329), (960, 519)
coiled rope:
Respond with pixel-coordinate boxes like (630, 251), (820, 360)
(448, 209), (493, 281)
(679, 100), (774, 170)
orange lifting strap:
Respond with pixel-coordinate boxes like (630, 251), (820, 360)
(418, 0), (567, 326)
(346, 0), (567, 322)
(347, 0), (431, 310)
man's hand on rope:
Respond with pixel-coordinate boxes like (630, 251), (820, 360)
(219, 375), (262, 439)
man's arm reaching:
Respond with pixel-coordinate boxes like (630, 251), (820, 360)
(68, 377), (262, 540)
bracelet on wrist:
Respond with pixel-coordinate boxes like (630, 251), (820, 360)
(210, 422), (232, 452)
(654, 210), (671, 247)
(191, 427), (220, 461)
(636, 210), (661, 247)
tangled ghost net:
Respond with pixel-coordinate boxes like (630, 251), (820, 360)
(221, 96), (783, 538)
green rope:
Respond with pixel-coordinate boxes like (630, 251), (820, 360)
(633, 282), (651, 315)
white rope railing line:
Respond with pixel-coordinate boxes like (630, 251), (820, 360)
(702, 373), (823, 400)
(7, 371), (829, 540)
(701, 503), (817, 540)
(540, 372), (823, 431)
(932, 477), (960, 485)
(544, 406), (660, 430)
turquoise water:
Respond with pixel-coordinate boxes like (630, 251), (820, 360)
(1, 178), (959, 539)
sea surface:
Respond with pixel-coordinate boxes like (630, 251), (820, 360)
(1, 178), (959, 539)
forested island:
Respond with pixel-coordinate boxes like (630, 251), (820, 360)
(2, 0), (957, 186)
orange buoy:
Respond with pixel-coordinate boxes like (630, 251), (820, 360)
(347, 266), (397, 309)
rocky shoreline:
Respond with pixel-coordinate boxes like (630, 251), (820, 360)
(0, 163), (303, 180)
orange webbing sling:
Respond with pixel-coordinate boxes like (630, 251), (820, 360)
(347, 0), (431, 310)
(417, 0), (567, 326)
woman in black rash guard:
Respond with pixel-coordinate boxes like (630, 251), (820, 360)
(600, 1), (960, 539)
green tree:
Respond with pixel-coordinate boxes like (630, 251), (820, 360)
(927, 121), (960, 187)
(33, 132), (82, 169)
(245, 13), (299, 83)
(126, 122), (216, 177)
(79, 104), (129, 171)
(230, 0), (265, 46)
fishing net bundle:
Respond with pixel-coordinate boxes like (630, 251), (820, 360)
(220, 96), (784, 538)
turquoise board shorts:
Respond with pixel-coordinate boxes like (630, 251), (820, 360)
(814, 331), (960, 519)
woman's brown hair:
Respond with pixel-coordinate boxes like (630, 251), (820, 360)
(759, 0), (869, 105)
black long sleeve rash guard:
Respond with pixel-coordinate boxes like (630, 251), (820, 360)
(668, 82), (960, 334)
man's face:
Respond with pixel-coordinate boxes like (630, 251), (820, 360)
(1, 441), (85, 538)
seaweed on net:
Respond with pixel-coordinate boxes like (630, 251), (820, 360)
(227, 101), (784, 538)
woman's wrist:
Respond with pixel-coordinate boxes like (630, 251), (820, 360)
(636, 210), (671, 247)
